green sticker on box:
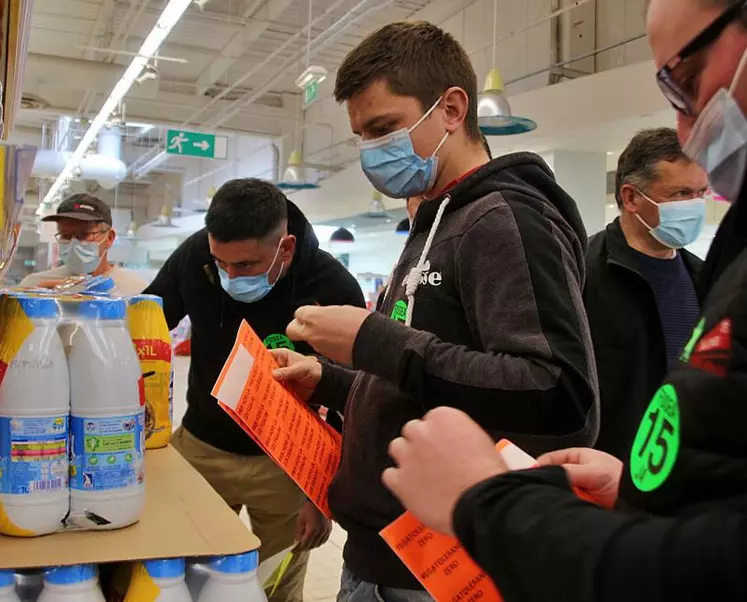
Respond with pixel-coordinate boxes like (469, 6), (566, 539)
(630, 384), (680, 492)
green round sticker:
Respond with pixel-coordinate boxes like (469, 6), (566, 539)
(263, 333), (295, 351)
(390, 300), (408, 323)
(630, 384), (680, 492)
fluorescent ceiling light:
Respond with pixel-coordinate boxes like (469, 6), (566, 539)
(295, 65), (328, 89)
(41, 0), (192, 207)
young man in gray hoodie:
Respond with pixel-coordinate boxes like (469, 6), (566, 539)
(273, 20), (599, 601)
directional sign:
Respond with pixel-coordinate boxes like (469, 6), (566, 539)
(166, 129), (228, 160)
(303, 81), (318, 106)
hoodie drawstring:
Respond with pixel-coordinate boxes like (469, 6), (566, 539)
(404, 195), (450, 326)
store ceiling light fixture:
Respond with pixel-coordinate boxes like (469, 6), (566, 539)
(40, 0), (193, 208)
(478, 0), (537, 136)
(329, 227), (355, 243)
(295, 65), (328, 89)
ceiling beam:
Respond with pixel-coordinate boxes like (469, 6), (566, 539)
(194, 0), (296, 96)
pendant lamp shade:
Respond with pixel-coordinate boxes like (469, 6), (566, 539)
(329, 227), (355, 243)
(278, 149), (320, 191)
(395, 218), (410, 235)
(478, 68), (537, 136)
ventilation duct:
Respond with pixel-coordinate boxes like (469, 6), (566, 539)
(32, 126), (127, 190)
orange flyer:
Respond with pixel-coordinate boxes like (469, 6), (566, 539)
(211, 320), (341, 518)
(380, 511), (502, 602)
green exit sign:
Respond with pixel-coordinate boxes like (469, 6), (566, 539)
(166, 129), (228, 159)
(303, 81), (318, 106)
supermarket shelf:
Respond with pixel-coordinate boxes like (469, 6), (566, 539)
(0, 445), (261, 569)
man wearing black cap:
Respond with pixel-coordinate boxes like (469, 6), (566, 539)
(20, 193), (146, 296)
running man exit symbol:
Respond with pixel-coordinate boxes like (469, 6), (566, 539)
(166, 129), (228, 159)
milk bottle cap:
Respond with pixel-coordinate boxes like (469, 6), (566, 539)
(128, 295), (163, 308)
(0, 570), (13, 588)
(143, 559), (185, 579)
(8, 294), (60, 319)
(208, 551), (259, 574)
(44, 565), (96, 585)
(77, 298), (126, 321)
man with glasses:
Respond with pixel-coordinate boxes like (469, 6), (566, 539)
(20, 193), (146, 296)
(379, 1), (747, 600)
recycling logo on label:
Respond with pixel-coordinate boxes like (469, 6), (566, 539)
(630, 384), (680, 492)
(390, 300), (408, 323)
(263, 333), (295, 351)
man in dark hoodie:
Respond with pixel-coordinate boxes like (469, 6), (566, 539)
(383, 1), (747, 600)
(143, 178), (365, 602)
(272, 21), (599, 600)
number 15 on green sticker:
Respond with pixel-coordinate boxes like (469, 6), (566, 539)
(630, 384), (680, 492)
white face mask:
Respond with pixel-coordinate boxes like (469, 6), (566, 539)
(58, 239), (102, 275)
(683, 49), (747, 202)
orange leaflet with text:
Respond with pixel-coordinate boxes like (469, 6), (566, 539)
(380, 440), (600, 602)
(380, 511), (502, 602)
(211, 320), (341, 518)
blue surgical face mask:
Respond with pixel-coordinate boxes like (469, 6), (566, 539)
(635, 190), (707, 249)
(359, 97), (449, 199)
(217, 241), (285, 304)
(683, 50), (747, 202)
(58, 240), (102, 274)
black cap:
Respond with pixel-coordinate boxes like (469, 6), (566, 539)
(42, 194), (112, 226)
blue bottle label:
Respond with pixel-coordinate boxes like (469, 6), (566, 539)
(0, 416), (69, 495)
(70, 411), (145, 492)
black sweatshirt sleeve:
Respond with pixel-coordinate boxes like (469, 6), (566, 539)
(309, 360), (358, 414)
(453, 467), (747, 602)
(142, 242), (187, 331)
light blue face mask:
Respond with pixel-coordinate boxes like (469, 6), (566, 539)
(683, 50), (747, 202)
(635, 191), (707, 249)
(359, 97), (449, 199)
(58, 240), (101, 274)
(217, 241), (284, 304)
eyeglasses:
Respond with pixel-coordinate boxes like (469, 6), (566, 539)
(656, 0), (746, 116)
(54, 227), (109, 243)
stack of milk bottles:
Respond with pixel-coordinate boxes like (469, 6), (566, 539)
(0, 294), (145, 535)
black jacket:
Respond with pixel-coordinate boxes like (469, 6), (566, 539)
(584, 218), (702, 459)
(144, 201), (365, 455)
(312, 154), (599, 588)
(452, 181), (747, 602)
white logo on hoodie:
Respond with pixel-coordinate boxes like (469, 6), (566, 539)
(402, 260), (442, 288)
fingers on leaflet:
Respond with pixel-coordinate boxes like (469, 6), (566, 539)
(388, 437), (407, 464)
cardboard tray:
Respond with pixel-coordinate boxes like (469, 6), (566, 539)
(0, 445), (261, 569)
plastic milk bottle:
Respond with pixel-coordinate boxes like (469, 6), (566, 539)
(0, 294), (69, 537)
(38, 565), (105, 602)
(197, 552), (266, 602)
(0, 570), (20, 602)
(125, 559), (192, 602)
(68, 298), (145, 530)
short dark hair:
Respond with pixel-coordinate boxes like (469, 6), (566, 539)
(205, 178), (288, 242)
(615, 127), (691, 208)
(480, 133), (493, 159)
(334, 21), (481, 141)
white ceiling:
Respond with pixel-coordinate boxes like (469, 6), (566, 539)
(20, 0), (437, 137)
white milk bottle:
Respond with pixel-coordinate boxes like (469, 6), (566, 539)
(138, 559), (192, 602)
(197, 552), (267, 602)
(0, 570), (20, 602)
(68, 298), (145, 530)
(0, 294), (69, 537)
(38, 565), (104, 602)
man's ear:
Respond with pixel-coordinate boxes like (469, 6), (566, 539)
(282, 234), (297, 263)
(619, 185), (640, 214)
(102, 228), (116, 252)
(441, 86), (469, 134)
